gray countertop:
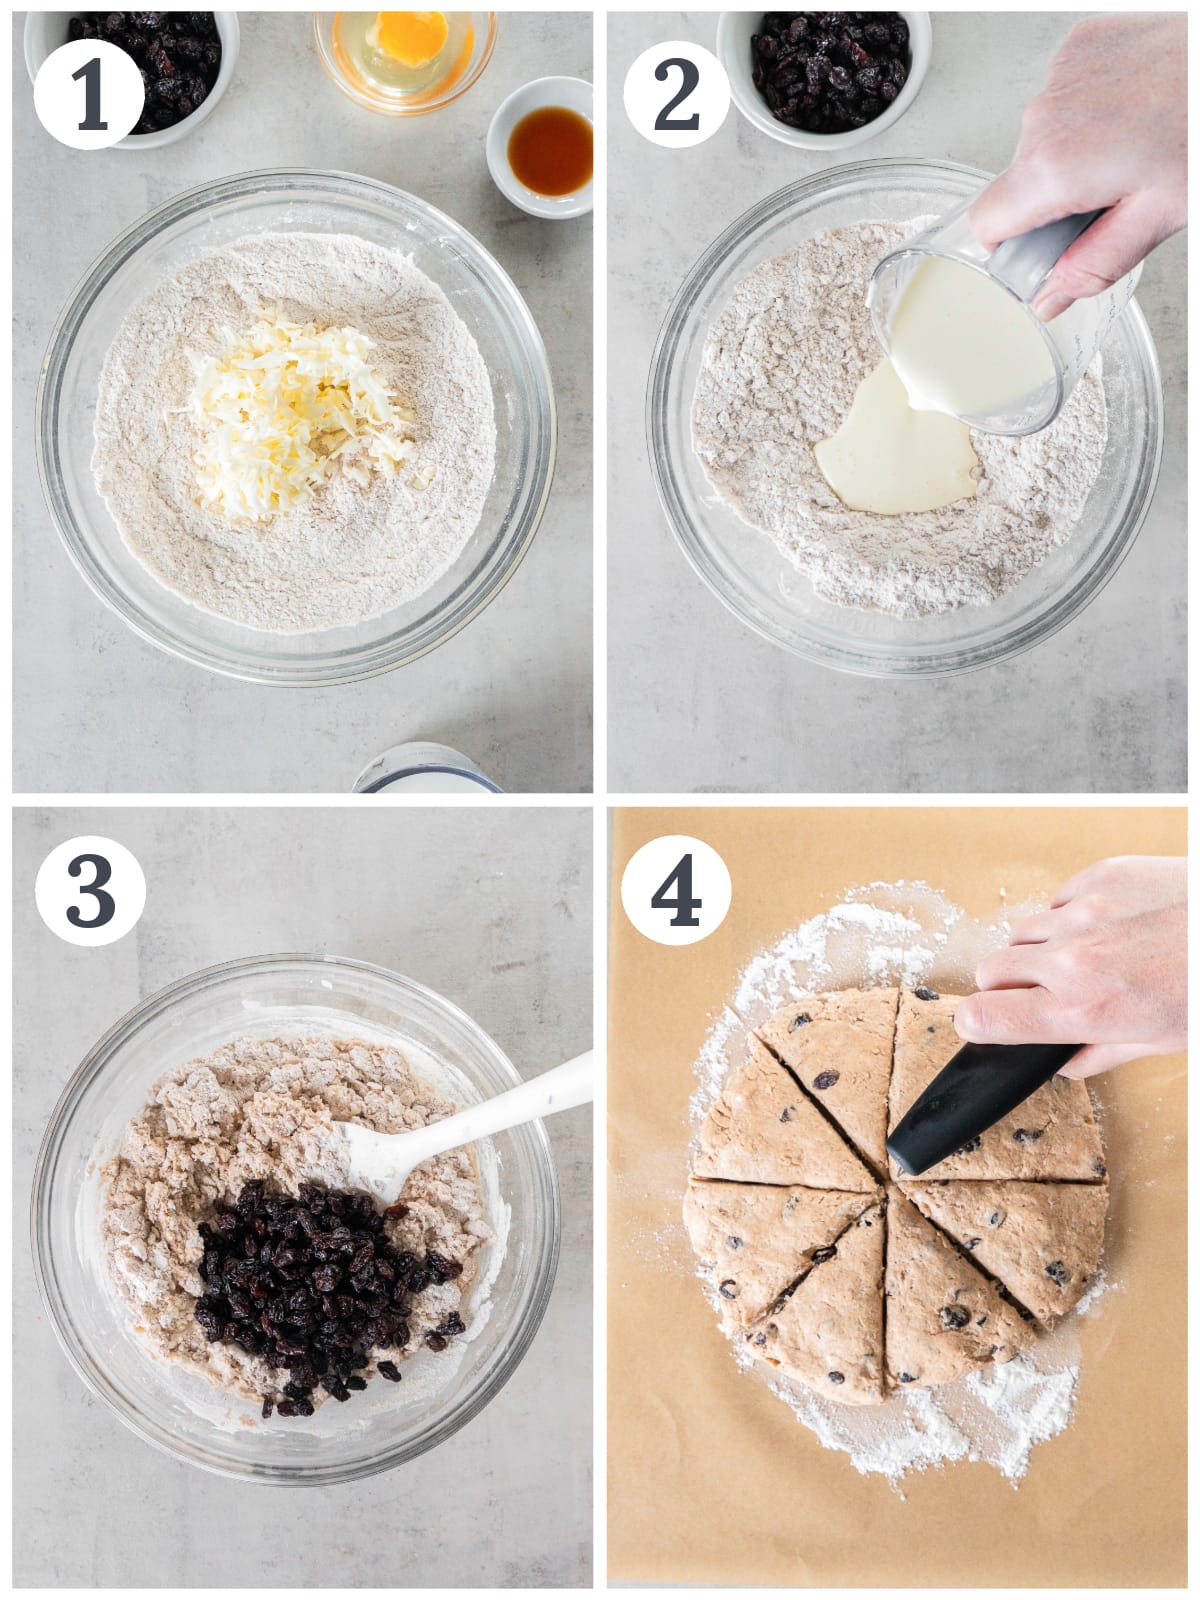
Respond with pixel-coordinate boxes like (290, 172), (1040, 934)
(608, 11), (1186, 794)
(13, 12), (592, 794)
(14, 806), (592, 1586)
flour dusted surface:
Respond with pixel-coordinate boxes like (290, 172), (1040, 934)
(102, 1035), (492, 1404)
(93, 233), (496, 632)
(691, 220), (1108, 617)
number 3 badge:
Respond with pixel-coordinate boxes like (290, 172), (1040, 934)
(620, 834), (732, 946)
(623, 41), (731, 148)
(36, 836), (147, 946)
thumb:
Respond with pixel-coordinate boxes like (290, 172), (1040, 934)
(1031, 196), (1163, 317)
(969, 166), (1069, 253)
(952, 986), (1074, 1046)
(1057, 1041), (1151, 1080)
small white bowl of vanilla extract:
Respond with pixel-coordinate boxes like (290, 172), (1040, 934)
(487, 76), (593, 219)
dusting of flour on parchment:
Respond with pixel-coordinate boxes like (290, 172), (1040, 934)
(691, 221), (1108, 618)
(690, 881), (1113, 1491)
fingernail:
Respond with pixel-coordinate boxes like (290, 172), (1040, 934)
(1032, 290), (1072, 323)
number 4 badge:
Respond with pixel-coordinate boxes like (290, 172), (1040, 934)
(620, 834), (732, 946)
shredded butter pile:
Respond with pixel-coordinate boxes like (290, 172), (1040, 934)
(190, 312), (417, 523)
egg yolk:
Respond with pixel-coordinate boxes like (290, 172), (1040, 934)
(371, 11), (449, 68)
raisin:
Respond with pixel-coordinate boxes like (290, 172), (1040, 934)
(811, 1245), (838, 1264)
(963, 1237), (981, 1250)
(827, 1371), (845, 1385)
(898, 1372), (916, 1383)
(953, 1135), (981, 1156)
(1093, 1158), (1108, 1177)
(1012, 1128), (1044, 1145)
(377, 1360), (402, 1382)
(913, 986), (939, 1001)
(1045, 1260), (1070, 1287)
(789, 1012), (812, 1031)
(988, 1209), (1005, 1227)
(718, 1279), (738, 1299)
(940, 1305), (970, 1330)
(747, 10), (910, 134)
(779, 1107), (792, 1123)
(190, 1178), (465, 1419)
(726, 1235), (743, 1250)
(812, 1070), (840, 1090)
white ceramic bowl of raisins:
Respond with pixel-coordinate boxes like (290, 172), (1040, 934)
(717, 11), (931, 150)
(24, 11), (240, 149)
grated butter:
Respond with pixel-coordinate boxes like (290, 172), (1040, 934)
(190, 312), (417, 523)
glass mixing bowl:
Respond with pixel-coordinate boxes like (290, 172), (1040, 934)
(313, 12), (498, 116)
(648, 159), (1163, 677)
(31, 954), (561, 1483)
(36, 169), (555, 685)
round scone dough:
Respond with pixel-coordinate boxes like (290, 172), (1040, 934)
(687, 986), (1108, 1407)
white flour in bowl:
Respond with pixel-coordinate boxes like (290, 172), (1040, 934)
(688, 880), (1113, 1489)
(691, 221), (1108, 617)
(93, 232), (496, 632)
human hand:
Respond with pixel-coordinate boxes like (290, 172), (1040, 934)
(969, 13), (1187, 320)
(953, 856), (1187, 1079)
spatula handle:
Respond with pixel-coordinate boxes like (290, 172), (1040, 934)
(887, 1040), (1080, 1176)
(411, 1050), (594, 1164)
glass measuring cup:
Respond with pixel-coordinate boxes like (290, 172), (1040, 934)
(354, 741), (503, 794)
(867, 193), (1140, 435)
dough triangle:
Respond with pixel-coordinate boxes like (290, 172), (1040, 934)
(889, 987), (1106, 1181)
(756, 986), (896, 1171)
(694, 1038), (878, 1190)
(885, 1188), (1035, 1389)
(744, 1202), (885, 1405)
(903, 1179), (1108, 1327)
(684, 1179), (873, 1331)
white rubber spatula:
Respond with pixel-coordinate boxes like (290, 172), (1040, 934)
(335, 1050), (594, 1205)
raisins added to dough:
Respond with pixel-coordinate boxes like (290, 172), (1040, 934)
(1012, 1127), (1044, 1145)
(939, 1305), (971, 1330)
(789, 1012), (812, 1030)
(193, 1179), (466, 1419)
(812, 1070), (840, 1090)
(988, 1210), (1005, 1227)
(898, 1371), (916, 1383)
(913, 986), (939, 1001)
(827, 1370), (846, 1385)
(1045, 1260), (1071, 1286)
(719, 1279), (739, 1299)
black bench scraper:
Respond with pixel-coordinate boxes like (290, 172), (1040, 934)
(887, 1040), (1080, 1176)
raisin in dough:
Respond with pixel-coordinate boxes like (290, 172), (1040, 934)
(889, 988), (1105, 1181)
(755, 987), (897, 1172)
(683, 1180), (873, 1332)
(744, 1203), (885, 1405)
(885, 1188), (1035, 1388)
(694, 1038), (877, 1190)
(903, 1179), (1108, 1327)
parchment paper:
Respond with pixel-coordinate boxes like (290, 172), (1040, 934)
(608, 807), (1186, 1586)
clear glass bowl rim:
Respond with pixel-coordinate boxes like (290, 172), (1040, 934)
(30, 952), (562, 1484)
(647, 156), (1164, 678)
(312, 12), (499, 117)
(35, 167), (556, 686)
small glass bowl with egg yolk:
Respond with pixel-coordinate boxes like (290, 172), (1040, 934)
(314, 11), (498, 115)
